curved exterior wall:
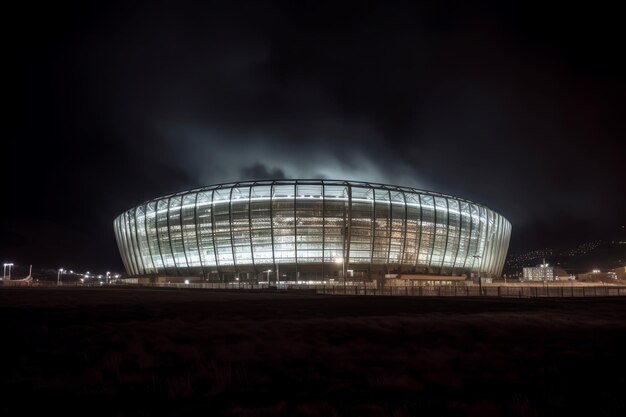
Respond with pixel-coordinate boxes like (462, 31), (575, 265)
(114, 180), (511, 278)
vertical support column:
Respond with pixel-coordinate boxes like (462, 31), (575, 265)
(294, 181), (298, 280)
(321, 182), (325, 280)
(414, 193), (423, 269)
(166, 197), (181, 276)
(131, 207), (146, 275)
(400, 190), (408, 271)
(386, 189), (392, 274)
(491, 215), (502, 277)
(370, 188), (376, 278)
(480, 208), (491, 277)
(248, 186), (257, 279)
(229, 186), (239, 276)
(151, 202), (167, 275)
(178, 196), (191, 273)
(494, 217), (507, 277)
(193, 192), (207, 279)
(119, 215), (133, 275)
(500, 221), (511, 276)
(269, 182), (276, 283)
(114, 216), (131, 275)
(210, 189), (221, 279)
(141, 204), (156, 274)
(345, 184), (352, 282)
(450, 201), (465, 276)
(483, 211), (493, 276)
(440, 197), (451, 275)
(461, 202), (475, 272)
(428, 196), (438, 272)
(123, 212), (138, 276)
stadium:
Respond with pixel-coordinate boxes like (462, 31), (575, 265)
(113, 180), (511, 284)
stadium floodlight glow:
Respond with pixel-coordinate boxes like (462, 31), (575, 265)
(3, 263), (14, 281)
(113, 179), (511, 283)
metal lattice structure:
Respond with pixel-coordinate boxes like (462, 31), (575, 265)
(114, 180), (511, 280)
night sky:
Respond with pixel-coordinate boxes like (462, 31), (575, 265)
(3, 0), (625, 271)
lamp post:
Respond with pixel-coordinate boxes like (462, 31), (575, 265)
(266, 269), (272, 284)
(57, 268), (64, 286)
(473, 255), (482, 296)
(3, 263), (14, 281)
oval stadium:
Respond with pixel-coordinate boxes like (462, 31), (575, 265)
(113, 180), (511, 283)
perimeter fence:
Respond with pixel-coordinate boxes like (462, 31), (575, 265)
(4, 280), (626, 298)
(306, 284), (626, 298)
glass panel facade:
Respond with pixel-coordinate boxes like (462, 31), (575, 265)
(168, 196), (188, 271)
(213, 188), (234, 266)
(442, 198), (460, 275)
(349, 187), (373, 264)
(250, 185), (273, 266)
(196, 191), (216, 269)
(272, 184), (296, 264)
(114, 180), (511, 279)
(296, 184), (324, 263)
(181, 193), (202, 275)
(389, 191), (405, 265)
(418, 195), (435, 267)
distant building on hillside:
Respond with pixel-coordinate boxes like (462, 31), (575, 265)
(610, 266), (626, 280)
(523, 263), (572, 281)
(578, 269), (615, 282)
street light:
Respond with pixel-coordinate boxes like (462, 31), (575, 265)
(265, 269), (272, 284)
(57, 268), (65, 286)
(472, 255), (482, 295)
(3, 263), (14, 281)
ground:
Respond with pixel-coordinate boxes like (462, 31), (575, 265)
(1, 287), (625, 416)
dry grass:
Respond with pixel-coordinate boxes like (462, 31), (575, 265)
(1, 287), (625, 416)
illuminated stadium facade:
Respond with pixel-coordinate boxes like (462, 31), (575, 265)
(114, 180), (511, 282)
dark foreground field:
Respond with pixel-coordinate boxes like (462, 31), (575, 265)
(1, 288), (625, 416)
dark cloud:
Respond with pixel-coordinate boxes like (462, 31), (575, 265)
(2, 0), (624, 269)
